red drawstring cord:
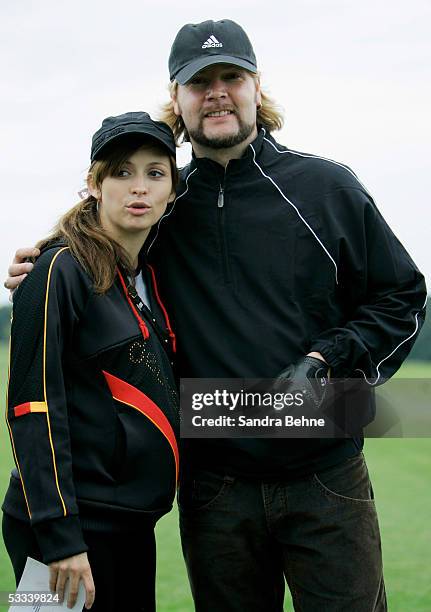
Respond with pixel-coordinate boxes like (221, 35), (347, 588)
(147, 264), (177, 353)
(117, 268), (150, 340)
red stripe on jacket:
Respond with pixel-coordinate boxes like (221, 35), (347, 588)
(102, 371), (179, 483)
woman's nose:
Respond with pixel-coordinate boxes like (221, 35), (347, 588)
(130, 178), (148, 195)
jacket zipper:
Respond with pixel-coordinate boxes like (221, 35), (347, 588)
(217, 168), (232, 284)
(217, 186), (224, 208)
(126, 282), (173, 354)
(117, 268), (150, 340)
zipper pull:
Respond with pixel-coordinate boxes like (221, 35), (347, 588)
(127, 284), (138, 299)
(169, 331), (177, 353)
(138, 320), (150, 340)
(217, 186), (224, 208)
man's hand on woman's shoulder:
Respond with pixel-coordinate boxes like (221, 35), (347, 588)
(4, 247), (40, 298)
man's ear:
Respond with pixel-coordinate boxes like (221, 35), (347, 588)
(87, 174), (101, 200)
(171, 86), (181, 118)
(255, 76), (262, 109)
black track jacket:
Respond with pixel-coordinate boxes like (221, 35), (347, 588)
(4, 245), (179, 563)
(148, 127), (427, 478)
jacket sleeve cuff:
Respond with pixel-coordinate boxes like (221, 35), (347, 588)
(308, 341), (351, 377)
(33, 515), (88, 564)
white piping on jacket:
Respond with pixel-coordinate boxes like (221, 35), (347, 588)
(249, 143), (339, 284)
(147, 167), (198, 254)
(259, 129), (427, 386)
(355, 293), (428, 385)
(261, 128), (371, 197)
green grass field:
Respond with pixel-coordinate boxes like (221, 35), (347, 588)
(0, 344), (430, 610)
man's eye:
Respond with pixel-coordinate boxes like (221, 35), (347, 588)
(189, 77), (207, 86)
(224, 72), (241, 80)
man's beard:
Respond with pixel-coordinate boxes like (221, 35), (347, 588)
(188, 115), (256, 149)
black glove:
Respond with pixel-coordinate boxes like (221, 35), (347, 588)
(272, 356), (330, 411)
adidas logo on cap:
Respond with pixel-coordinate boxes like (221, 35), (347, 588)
(202, 35), (223, 49)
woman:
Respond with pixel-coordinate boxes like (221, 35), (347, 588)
(2, 111), (179, 611)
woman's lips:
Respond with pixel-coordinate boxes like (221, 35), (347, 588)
(127, 203), (151, 216)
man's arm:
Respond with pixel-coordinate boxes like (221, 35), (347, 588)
(310, 190), (427, 384)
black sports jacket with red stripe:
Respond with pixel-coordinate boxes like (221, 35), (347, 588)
(3, 244), (179, 563)
(148, 127), (427, 479)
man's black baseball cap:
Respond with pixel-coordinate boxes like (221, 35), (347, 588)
(169, 19), (257, 85)
(91, 112), (176, 162)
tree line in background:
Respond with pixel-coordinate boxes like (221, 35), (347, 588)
(0, 300), (430, 360)
(0, 304), (12, 345)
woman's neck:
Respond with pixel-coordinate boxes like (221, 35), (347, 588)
(106, 227), (150, 269)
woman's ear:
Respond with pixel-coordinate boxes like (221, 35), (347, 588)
(87, 173), (101, 200)
(168, 190), (176, 204)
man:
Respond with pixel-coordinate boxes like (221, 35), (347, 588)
(6, 19), (427, 612)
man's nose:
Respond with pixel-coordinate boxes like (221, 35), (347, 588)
(206, 79), (227, 99)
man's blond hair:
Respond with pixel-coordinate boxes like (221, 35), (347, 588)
(159, 76), (284, 144)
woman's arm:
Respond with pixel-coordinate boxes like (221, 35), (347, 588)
(6, 246), (95, 606)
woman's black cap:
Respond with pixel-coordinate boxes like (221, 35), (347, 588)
(91, 112), (176, 162)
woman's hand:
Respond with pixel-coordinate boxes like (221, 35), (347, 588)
(49, 552), (95, 610)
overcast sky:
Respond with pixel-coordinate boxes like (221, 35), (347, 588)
(1, 0), (430, 304)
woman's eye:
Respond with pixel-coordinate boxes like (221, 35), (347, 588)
(117, 169), (130, 177)
(149, 169), (165, 178)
